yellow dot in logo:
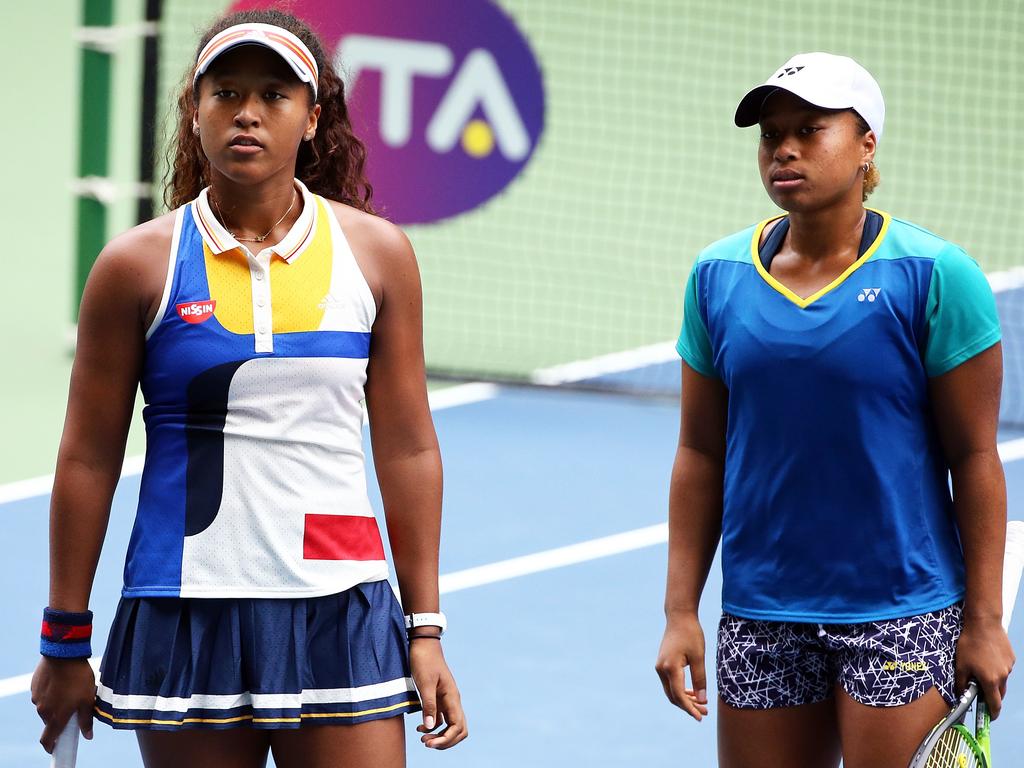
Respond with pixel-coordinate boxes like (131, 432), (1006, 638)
(461, 119), (495, 158)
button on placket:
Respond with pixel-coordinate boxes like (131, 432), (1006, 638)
(249, 248), (274, 353)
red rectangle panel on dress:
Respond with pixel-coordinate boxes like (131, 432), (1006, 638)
(303, 514), (386, 560)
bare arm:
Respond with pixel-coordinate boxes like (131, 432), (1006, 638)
(929, 343), (1015, 717)
(33, 233), (150, 751)
(360, 219), (466, 749)
(50, 253), (145, 611)
(363, 227), (443, 621)
(665, 363), (728, 617)
(656, 361), (728, 720)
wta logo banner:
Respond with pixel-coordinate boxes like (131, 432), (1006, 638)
(231, 1), (546, 224)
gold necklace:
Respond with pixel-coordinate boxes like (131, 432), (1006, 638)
(211, 190), (297, 243)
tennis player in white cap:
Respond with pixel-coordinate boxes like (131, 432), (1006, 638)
(32, 9), (465, 767)
(657, 52), (1013, 766)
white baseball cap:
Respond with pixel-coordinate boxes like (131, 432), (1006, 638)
(734, 52), (884, 141)
(194, 23), (319, 99)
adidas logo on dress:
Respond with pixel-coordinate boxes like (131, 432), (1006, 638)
(318, 293), (346, 310)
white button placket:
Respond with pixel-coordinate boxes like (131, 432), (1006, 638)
(248, 247), (274, 353)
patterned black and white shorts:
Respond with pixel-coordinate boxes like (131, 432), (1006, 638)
(716, 603), (962, 709)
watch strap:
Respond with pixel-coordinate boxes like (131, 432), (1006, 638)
(404, 611), (447, 634)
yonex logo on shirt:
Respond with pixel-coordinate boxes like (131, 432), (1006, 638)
(777, 66), (805, 77)
(176, 300), (217, 324)
(857, 288), (881, 303)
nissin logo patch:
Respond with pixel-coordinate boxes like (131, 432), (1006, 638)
(176, 300), (216, 324)
(232, 0), (545, 225)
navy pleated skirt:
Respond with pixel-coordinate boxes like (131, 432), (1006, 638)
(94, 580), (420, 730)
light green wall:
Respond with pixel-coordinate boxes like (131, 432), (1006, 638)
(1, 0), (151, 483)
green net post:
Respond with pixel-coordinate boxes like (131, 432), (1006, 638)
(73, 0), (114, 324)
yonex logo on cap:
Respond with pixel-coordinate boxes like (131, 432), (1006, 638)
(857, 288), (881, 303)
(177, 300), (217, 324)
(737, 53), (885, 141)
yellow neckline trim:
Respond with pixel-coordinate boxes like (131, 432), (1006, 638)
(749, 208), (892, 309)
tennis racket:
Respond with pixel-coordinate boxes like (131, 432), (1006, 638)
(49, 656), (102, 767)
(908, 520), (1024, 768)
(51, 714), (80, 768)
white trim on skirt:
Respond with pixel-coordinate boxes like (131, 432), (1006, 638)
(96, 676), (417, 714)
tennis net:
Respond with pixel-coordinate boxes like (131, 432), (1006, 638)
(133, 0), (1024, 423)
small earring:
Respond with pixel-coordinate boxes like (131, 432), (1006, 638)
(193, 125), (200, 137)
(862, 162), (871, 173)
(304, 132), (315, 142)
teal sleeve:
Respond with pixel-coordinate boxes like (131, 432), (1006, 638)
(923, 246), (1001, 377)
(676, 262), (718, 377)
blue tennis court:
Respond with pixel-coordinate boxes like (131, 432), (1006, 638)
(2, 383), (1023, 767)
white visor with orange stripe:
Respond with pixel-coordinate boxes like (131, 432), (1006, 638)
(194, 23), (319, 99)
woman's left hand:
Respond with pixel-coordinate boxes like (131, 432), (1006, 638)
(410, 638), (468, 749)
(955, 614), (1015, 719)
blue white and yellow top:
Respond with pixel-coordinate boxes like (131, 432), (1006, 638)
(677, 210), (1001, 623)
(125, 180), (388, 598)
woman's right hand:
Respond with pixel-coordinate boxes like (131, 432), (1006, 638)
(655, 611), (710, 721)
(31, 657), (96, 753)
(409, 640), (468, 749)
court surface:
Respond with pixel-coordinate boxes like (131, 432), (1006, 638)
(2, 383), (1024, 767)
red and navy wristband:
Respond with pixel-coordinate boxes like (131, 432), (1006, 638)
(40, 608), (93, 659)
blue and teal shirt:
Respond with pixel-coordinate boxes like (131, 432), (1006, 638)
(677, 210), (1001, 623)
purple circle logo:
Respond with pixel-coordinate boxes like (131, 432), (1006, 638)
(232, 0), (546, 224)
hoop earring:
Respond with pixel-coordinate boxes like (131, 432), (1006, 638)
(862, 162), (871, 173)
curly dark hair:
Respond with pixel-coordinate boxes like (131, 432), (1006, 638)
(164, 8), (373, 212)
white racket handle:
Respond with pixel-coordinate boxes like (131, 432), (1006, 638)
(50, 714), (79, 768)
(1003, 520), (1024, 632)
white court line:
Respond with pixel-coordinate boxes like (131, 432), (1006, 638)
(988, 267), (1024, 293)
(0, 525), (668, 699)
(998, 437), (1024, 464)
(0, 673), (32, 699)
(531, 341), (677, 385)
(0, 456), (146, 508)
(427, 382), (500, 411)
(0, 383), (501, 508)
(3, 658), (100, 700)
(438, 523), (667, 594)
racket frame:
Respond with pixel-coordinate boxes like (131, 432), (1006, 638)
(907, 520), (1024, 767)
(908, 681), (988, 768)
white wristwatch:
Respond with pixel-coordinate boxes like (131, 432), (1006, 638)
(404, 611), (447, 635)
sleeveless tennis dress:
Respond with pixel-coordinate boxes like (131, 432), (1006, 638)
(95, 181), (420, 729)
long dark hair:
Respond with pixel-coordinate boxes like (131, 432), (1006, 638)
(164, 9), (373, 212)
